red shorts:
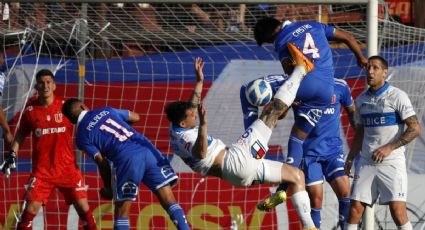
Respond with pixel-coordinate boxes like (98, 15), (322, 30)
(25, 176), (88, 205)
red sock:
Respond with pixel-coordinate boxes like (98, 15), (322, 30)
(79, 210), (97, 230)
(17, 211), (36, 230)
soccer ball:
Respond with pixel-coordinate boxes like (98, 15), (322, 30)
(245, 79), (273, 106)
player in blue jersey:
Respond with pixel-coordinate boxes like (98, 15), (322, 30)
(344, 56), (421, 230)
(253, 17), (367, 209)
(61, 99), (190, 230)
(241, 76), (355, 229)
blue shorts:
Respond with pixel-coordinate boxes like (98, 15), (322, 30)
(110, 143), (178, 201)
(292, 104), (325, 134)
(302, 152), (346, 186)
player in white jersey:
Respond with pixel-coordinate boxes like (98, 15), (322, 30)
(344, 56), (421, 230)
(166, 57), (318, 229)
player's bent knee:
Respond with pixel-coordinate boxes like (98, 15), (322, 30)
(282, 164), (305, 185)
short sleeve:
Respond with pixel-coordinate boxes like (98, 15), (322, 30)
(394, 90), (416, 120)
(321, 23), (335, 40)
(339, 82), (354, 108)
(0, 71), (6, 96)
(112, 109), (130, 121)
(76, 136), (100, 158)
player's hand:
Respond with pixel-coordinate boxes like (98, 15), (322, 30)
(194, 57), (205, 83)
(0, 150), (17, 177)
(99, 187), (113, 200)
(198, 103), (207, 126)
(358, 57), (368, 69)
(371, 145), (392, 163)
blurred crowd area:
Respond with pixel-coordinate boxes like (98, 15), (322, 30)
(0, 3), (370, 33)
(0, 2), (422, 59)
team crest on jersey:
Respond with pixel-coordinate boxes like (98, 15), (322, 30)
(54, 113), (63, 123)
(331, 94), (336, 104)
(251, 140), (267, 159)
(46, 115), (51, 121)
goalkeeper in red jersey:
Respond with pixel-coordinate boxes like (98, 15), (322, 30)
(0, 69), (97, 230)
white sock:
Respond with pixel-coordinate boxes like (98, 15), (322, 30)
(291, 190), (315, 228)
(274, 65), (306, 106)
(344, 223), (358, 230)
(397, 221), (413, 230)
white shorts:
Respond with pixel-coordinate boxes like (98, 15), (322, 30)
(350, 157), (407, 205)
(221, 120), (283, 186)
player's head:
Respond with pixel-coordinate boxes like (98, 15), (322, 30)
(254, 17), (282, 46)
(165, 101), (198, 128)
(62, 98), (89, 124)
(35, 69), (56, 99)
(366, 55), (388, 89)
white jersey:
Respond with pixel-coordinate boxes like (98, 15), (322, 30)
(355, 83), (416, 163)
(169, 125), (226, 176)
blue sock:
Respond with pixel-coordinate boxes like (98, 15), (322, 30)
(277, 133), (305, 192)
(339, 197), (350, 229)
(311, 208), (321, 228)
(114, 217), (129, 230)
(166, 203), (190, 230)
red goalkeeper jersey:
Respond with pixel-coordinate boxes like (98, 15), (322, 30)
(18, 96), (82, 186)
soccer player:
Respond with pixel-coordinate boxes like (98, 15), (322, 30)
(344, 56), (421, 230)
(61, 99), (190, 230)
(0, 70), (13, 144)
(165, 57), (318, 230)
(253, 16), (367, 209)
(241, 76), (355, 229)
(0, 69), (97, 230)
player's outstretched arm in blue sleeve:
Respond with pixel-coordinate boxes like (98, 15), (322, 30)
(240, 84), (259, 129)
(114, 109), (140, 125)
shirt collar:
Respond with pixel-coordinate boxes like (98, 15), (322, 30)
(281, 20), (292, 29)
(77, 110), (88, 127)
(368, 82), (390, 96)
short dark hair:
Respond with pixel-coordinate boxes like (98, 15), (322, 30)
(254, 17), (281, 46)
(368, 55), (388, 69)
(62, 98), (82, 124)
(164, 101), (193, 126)
(36, 69), (54, 80)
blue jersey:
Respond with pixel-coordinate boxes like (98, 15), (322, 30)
(303, 79), (353, 157)
(240, 74), (289, 129)
(275, 21), (335, 106)
(76, 107), (149, 162)
(76, 107), (178, 199)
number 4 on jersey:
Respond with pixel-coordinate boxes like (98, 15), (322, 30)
(303, 33), (320, 59)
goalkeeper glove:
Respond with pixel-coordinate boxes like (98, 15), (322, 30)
(0, 150), (17, 177)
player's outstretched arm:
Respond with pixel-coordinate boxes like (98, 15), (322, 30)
(189, 57), (204, 106)
(333, 29), (368, 68)
(192, 104), (208, 159)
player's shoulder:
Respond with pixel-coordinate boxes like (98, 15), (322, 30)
(334, 78), (348, 86)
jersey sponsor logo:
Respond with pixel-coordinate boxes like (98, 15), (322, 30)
(86, 110), (110, 131)
(292, 24), (313, 38)
(251, 140), (266, 159)
(34, 126), (66, 137)
(361, 112), (402, 127)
